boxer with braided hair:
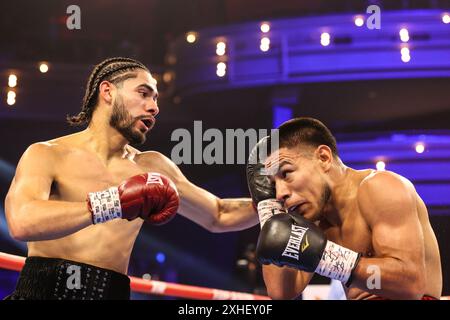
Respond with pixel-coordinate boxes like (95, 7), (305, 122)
(68, 57), (149, 126)
(4, 57), (259, 300)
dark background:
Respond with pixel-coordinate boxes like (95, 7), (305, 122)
(0, 0), (449, 299)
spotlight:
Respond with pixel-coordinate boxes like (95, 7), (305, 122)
(217, 62), (226, 70)
(39, 63), (49, 73)
(8, 74), (17, 88)
(260, 37), (270, 52)
(354, 16), (364, 27)
(320, 32), (331, 46)
(415, 143), (425, 154)
(216, 42), (226, 56)
(216, 62), (226, 77)
(156, 252), (166, 264)
(216, 66), (226, 77)
(6, 90), (16, 106)
(7, 90), (16, 100)
(260, 37), (270, 46)
(401, 47), (410, 56)
(399, 28), (409, 42)
(163, 71), (174, 83)
(401, 54), (411, 63)
(260, 44), (270, 52)
(376, 161), (386, 171)
(442, 13), (450, 24)
(260, 22), (270, 33)
(186, 32), (197, 43)
(6, 98), (16, 106)
(401, 47), (411, 62)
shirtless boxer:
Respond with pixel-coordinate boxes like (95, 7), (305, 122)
(246, 117), (442, 300)
(4, 57), (258, 300)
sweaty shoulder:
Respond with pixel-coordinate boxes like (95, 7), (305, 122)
(134, 150), (170, 166)
(31, 133), (84, 156)
(134, 150), (185, 183)
(357, 170), (416, 223)
(21, 133), (88, 164)
(14, 141), (63, 180)
(22, 141), (59, 162)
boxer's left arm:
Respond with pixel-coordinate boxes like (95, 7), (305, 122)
(137, 151), (258, 232)
(256, 171), (427, 300)
(349, 172), (426, 299)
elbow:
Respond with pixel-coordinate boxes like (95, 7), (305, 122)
(8, 223), (28, 242)
(401, 286), (425, 300)
(208, 218), (242, 233)
(207, 210), (233, 233)
(207, 220), (229, 233)
(7, 213), (28, 242)
(404, 275), (426, 300)
(208, 226), (224, 233)
(266, 283), (303, 300)
(397, 269), (426, 300)
(206, 223), (221, 233)
(267, 287), (301, 300)
(267, 291), (288, 300)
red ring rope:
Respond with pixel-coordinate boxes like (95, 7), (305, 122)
(0, 252), (270, 300)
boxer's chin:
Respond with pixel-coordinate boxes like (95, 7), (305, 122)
(303, 207), (321, 222)
(120, 125), (146, 145)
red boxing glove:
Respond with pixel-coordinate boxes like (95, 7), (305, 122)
(87, 172), (179, 225)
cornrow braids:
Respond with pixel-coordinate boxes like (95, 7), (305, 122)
(67, 57), (149, 126)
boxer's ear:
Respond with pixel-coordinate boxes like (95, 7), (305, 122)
(98, 80), (114, 105)
(315, 145), (332, 172)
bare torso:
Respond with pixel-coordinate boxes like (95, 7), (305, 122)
(321, 170), (442, 299)
(27, 133), (171, 274)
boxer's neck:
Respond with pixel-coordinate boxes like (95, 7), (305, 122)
(83, 120), (129, 162)
(322, 163), (355, 226)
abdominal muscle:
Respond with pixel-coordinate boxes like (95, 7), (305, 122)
(27, 218), (143, 274)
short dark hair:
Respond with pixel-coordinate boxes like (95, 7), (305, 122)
(277, 117), (338, 156)
(67, 57), (149, 126)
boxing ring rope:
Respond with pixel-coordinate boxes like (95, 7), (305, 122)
(0, 252), (270, 300)
(2, 252), (448, 300)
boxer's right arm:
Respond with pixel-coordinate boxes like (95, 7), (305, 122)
(6, 144), (179, 241)
(5, 143), (93, 241)
(262, 265), (314, 300)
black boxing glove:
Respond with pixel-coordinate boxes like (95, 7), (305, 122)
(246, 136), (286, 228)
(256, 213), (361, 285)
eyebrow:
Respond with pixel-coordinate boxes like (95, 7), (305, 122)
(281, 160), (294, 168)
(265, 160), (292, 177)
(137, 84), (159, 99)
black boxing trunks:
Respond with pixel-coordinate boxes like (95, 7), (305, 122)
(4, 256), (130, 300)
